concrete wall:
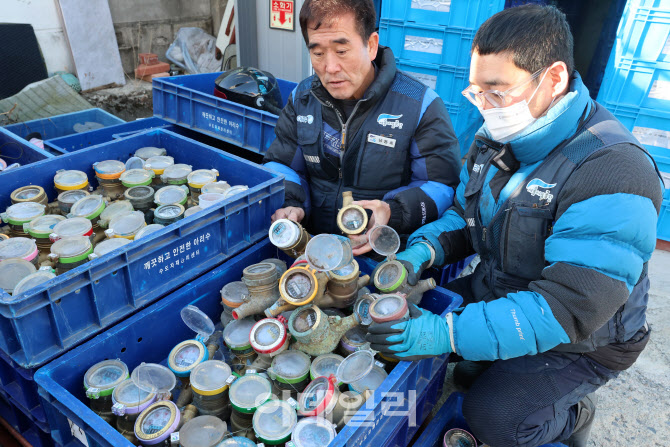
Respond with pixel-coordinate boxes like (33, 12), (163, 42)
(2, 0), (227, 77)
(110, 0), (229, 74)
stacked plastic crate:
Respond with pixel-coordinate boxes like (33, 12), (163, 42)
(597, 0), (670, 241)
(379, 0), (506, 156)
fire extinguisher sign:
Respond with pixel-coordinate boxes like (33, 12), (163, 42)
(270, 0), (295, 31)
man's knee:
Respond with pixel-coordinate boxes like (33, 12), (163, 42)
(463, 385), (521, 447)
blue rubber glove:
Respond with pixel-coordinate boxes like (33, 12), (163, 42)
(393, 241), (434, 286)
(366, 303), (454, 361)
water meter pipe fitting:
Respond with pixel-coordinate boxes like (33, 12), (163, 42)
(288, 304), (361, 356)
(232, 262), (280, 320)
(373, 260), (436, 304)
(336, 191), (368, 235)
(320, 260), (369, 308)
(264, 265), (328, 317)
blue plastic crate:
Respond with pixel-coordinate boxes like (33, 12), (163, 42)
(0, 349), (46, 428)
(397, 59), (470, 106)
(601, 101), (670, 171)
(2, 108), (125, 154)
(0, 128), (284, 369)
(44, 117), (174, 154)
(597, 58), (670, 109)
(0, 127), (53, 171)
(152, 72), (297, 155)
(380, 19), (476, 68)
(659, 199), (670, 241)
(412, 392), (566, 447)
(35, 238), (462, 447)
(381, 0), (504, 29)
(616, 1), (670, 65)
(0, 390), (54, 447)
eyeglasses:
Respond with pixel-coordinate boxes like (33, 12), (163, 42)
(462, 67), (546, 109)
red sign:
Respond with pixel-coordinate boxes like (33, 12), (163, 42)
(270, 0), (294, 31)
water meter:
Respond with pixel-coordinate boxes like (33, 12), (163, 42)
(10, 185), (48, 205)
(249, 318), (289, 357)
(49, 236), (94, 273)
(135, 224), (165, 241)
(201, 181), (230, 195)
(223, 318), (256, 374)
(93, 160), (126, 198)
(0, 237), (39, 267)
(125, 156), (145, 171)
(98, 201), (134, 230)
(57, 190), (90, 215)
(190, 360), (233, 420)
(154, 185), (189, 206)
(161, 164), (192, 185)
(168, 305), (216, 378)
(339, 325), (368, 357)
(121, 169), (155, 188)
(153, 204), (185, 226)
(0, 259), (37, 295)
(50, 217), (93, 242)
(290, 417), (337, 447)
(105, 211), (146, 239)
(268, 218), (311, 258)
(253, 399), (298, 445)
(337, 191), (368, 235)
(178, 415), (227, 447)
(368, 293), (409, 324)
(24, 215), (65, 253)
(144, 155), (175, 175)
(89, 238), (132, 260)
(443, 428), (478, 447)
(69, 195), (106, 222)
(228, 373), (273, 434)
(267, 350), (312, 395)
(310, 353), (344, 382)
(11, 270), (56, 298)
(112, 377), (157, 444)
(369, 225), (436, 303)
(54, 170), (89, 193)
(135, 147), (167, 160)
(83, 359), (129, 424)
(1, 202), (46, 236)
(132, 363), (179, 446)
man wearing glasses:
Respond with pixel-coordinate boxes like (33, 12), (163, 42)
(367, 5), (662, 447)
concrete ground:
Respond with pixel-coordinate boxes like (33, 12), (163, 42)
(82, 79), (153, 121)
(436, 248), (670, 446)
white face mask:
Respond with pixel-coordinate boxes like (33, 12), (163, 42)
(479, 69), (550, 143)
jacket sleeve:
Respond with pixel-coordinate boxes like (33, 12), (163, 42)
(448, 144), (662, 361)
(262, 91), (312, 214)
(383, 91), (461, 234)
(406, 150), (475, 266)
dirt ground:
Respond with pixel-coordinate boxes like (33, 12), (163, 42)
(436, 248), (670, 446)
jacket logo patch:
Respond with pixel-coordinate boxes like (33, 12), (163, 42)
(304, 154), (320, 163)
(297, 115), (314, 124)
(526, 178), (556, 203)
(377, 113), (404, 129)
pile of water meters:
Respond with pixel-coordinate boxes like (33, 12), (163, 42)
(0, 146), (249, 298)
(80, 206), (439, 447)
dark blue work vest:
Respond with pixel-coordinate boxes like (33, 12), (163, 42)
(293, 73), (426, 233)
(464, 103), (656, 352)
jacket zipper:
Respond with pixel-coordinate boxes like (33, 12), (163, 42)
(310, 91), (368, 179)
